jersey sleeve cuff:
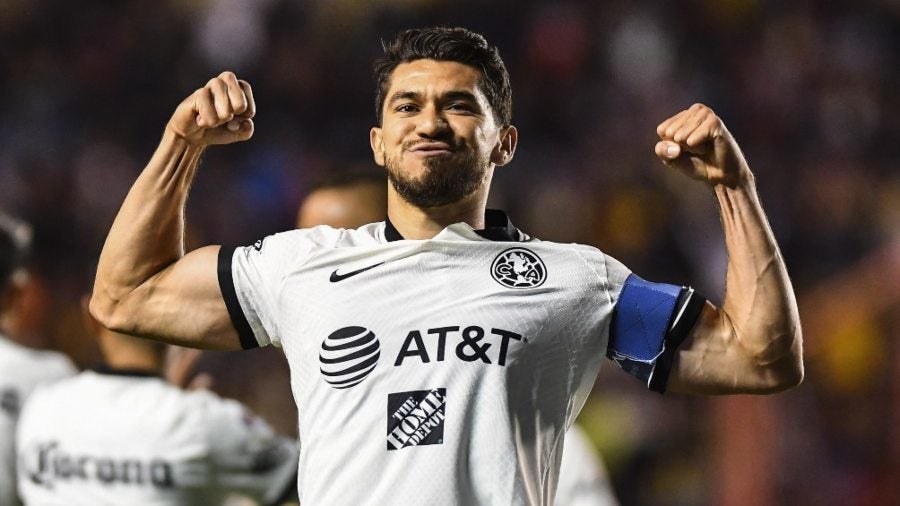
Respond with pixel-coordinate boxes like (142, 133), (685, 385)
(647, 287), (706, 393)
(217, 246), (261, 350)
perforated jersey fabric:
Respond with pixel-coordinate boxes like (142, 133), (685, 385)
(223, 214), (643, 505)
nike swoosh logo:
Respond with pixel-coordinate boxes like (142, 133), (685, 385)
(329, 262), (385, 282)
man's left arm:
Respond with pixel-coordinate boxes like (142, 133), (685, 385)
(655, 104), (803, 394)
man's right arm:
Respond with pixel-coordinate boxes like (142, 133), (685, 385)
(90, 72), (255, 350)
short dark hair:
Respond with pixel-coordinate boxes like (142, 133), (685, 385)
(0, 212), (32, 289)
(373, 27), (512, 127)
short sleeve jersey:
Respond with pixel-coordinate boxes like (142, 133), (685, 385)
(0, 335), (75, 506)
(16, 369), (298, 505)
(221, 212), (633, 505)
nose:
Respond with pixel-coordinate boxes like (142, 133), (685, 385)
(415, 106), (450, 138)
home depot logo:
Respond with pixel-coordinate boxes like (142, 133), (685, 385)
(386, 388), (446, 450)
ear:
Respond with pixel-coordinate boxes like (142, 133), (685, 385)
(0, 270), (27, 314)
(490, 125), (518, 166)
(370, 127), (385, 166)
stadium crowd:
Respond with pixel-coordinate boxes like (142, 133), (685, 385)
(1, 0), (899, 504)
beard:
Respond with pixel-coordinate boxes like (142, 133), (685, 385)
(385, 146), (490, 208)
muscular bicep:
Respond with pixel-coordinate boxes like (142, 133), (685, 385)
(92, 245), (241, 350)
(666, 302), (801, 394)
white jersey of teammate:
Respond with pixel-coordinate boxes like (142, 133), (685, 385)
(556, 425), (619, 506)
(16, 369), (298, 505)
(0, 334), (75, 506)
(221, 211), (636, 505)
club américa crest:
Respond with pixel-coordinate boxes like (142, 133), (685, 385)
(490, 248), (547, 289)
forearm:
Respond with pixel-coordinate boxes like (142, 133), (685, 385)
(714, 176), (803, 384)
(92, 130), (204, 325)
(668, 178), (803, 394)
(655, 105), (803, 393)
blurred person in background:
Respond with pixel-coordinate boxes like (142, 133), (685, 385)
(558, 425), (619, 506)
(296, 170), (388, 230)
(0, 212), (76, 506)
(90, 26), (802, 504)
(15, 289), (299, 505)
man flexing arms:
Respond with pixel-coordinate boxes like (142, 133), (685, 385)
(92, 27), (802, 504)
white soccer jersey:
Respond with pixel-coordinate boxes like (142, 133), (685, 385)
(16, 369), (298, 505)
(221, 210), (636, 505)
(0, 335), (75, 506)
(556, 425), (619, 506)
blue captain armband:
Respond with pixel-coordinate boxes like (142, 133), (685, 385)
(606, 274), (707, 393)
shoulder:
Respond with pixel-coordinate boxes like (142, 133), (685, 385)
(30, 349), (77, 379)
(174, 387), (248, 423)
(177, 390), (282, 448)
(515, 237), (602, 256)
(520, 240), (630, 279)
(241, 223), (383, 257)
(17, 370), (84, 420)
(0, 336), (76, 382)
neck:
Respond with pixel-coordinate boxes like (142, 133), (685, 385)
(0, 292), (18, 337)
(387, 191), (489, 240)
(99, 330), (165, 373)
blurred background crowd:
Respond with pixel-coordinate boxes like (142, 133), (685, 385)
(2, 0), (899, 504)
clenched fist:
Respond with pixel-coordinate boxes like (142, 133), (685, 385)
(166, 71), (256, 146)
(655, 103), (751, 188)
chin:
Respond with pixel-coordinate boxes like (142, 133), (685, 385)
(399, 162), (434, 180)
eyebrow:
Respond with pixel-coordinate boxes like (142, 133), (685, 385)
(387, 90), (481, 106)
(442, 91), (480, 104)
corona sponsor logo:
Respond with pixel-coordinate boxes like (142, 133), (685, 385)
(22, 441), (175, 489)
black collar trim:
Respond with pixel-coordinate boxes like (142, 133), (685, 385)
(384, 217), (404, 242)
(93, 366), (161, 378)
(384, 209), (523, 242)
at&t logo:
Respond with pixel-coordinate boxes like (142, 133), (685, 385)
(319, 326), (381, 389)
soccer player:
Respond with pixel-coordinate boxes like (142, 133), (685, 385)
(91, 27), (803, 504)
(0, 213), (76, 506)
(15, 293), (300, 504)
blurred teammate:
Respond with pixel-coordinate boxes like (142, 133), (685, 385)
(0, 213), (76, 506)
(15, 294), (299, 504)
(91, 27), (803, 504)
(558, 426), (619, 506)
(296, 170), (388, 230)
